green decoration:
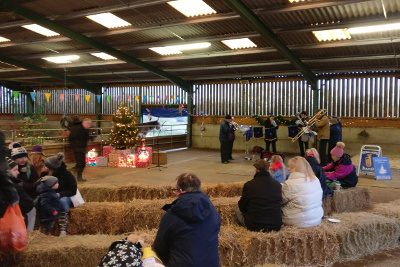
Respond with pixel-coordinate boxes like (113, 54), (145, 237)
(252, 114), (297, 126)
(109, 103), (139, 149)
(358, 130), (370, 138)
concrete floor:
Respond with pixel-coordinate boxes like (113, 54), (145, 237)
(75, 148), (400, 266)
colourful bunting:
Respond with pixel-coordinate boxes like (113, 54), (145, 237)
(12, 91), (19, 99)
(85, 95), (90, 103)
(30, 92), (36, 101)
(97, 95), (101, 103)
(158, 96), (160, 101)
(107, 95), (111, 102)
(59, 94), (65, 103)
(169, 102), (172, 105)
(127, 95), (131, 102)
(171, 95), (174, 100)
(44, 93), (51, 102)
(135, 96), (139, 102)
(165, 96), (168, 100)
(143, 96), (147, 102)
(74, 94), (79, 102)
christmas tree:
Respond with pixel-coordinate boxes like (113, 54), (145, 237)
(109, 103), (139, 149)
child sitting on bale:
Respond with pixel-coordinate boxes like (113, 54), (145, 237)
(323, 142), (358, 189)
(35, 176), (61, 236)
(269, 155), (289, 183)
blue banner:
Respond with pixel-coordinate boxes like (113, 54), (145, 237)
(373, 157), (392, 180)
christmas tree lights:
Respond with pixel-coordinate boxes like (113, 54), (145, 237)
(110, 103), (139, 149)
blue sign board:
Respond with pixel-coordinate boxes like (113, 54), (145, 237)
(373, 157), (392, 180)
(359, 149), (381, 175)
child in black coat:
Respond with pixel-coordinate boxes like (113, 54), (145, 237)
(36, 176), (61, 236)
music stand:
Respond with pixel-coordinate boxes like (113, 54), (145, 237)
(148, 122), (167, 171)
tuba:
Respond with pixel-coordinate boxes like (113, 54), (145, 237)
(291, 109), (326, 142)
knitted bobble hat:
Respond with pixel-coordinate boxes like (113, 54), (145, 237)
(6, 157), (18, 169)
(44, 152), (64, 170)
(330, 142), (345, 158)
(11, 143), (28, 160)
(39, 176), (59, 188)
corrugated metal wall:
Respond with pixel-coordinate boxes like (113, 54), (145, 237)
(1, 76), (399, 118)
(0, 86), (27, 114)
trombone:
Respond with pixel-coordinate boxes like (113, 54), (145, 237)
(291, 109), (327, 142)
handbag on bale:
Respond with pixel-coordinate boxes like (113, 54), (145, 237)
(0, 204), (28, 253)
(70, 189), (85, 207)
(98, 239), (143, 267)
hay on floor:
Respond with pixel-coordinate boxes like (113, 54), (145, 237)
(372, 199), (400, 220)
(326, 212), (400, 260)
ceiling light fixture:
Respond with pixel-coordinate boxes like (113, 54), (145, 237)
(221, 38), (257, 49)
(289, 0), (306, 3)
(348, 22), (400, 34)
(86, 12), (132, 29)
(312, 29), (351, 42)
(43, 55), (80, 64)
(150, 42), (211, 55)
(22, 24), (60, 37)
(91, 52), (117, 60)
(0, 36), (10, 42)
(168, 0), (216, 17)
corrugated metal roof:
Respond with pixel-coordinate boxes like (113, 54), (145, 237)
(0, 0), (399, 88)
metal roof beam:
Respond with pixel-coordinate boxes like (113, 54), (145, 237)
(0, 0), (193, 92)
(0, 55), (100, 94)
(223, 0), (318, 88)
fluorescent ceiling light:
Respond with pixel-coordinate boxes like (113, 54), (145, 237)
(0, 36), (10, 42)
(91, 52), (117, 60)
(221, 38), (257, 49)
(86, 12), (132, 29)
(348, 22), (400, 34)
(43, 55), (80, 64)
(22, 24), (60, 37)
(150, 42), (211, 55)
(312, 29), (351, 42)
(289, 0), (306, 3)
(168, 0), (216, 17)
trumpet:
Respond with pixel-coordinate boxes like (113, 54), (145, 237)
(230, 121), (239, 131)
(291, 109), (327, 142)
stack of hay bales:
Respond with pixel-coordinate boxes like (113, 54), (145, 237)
(373, 198), (400, 222)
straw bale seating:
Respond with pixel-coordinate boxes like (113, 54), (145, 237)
(372, 198), (400, 223)
(1, 212), (398, 267)
(64, 187), (371, 235)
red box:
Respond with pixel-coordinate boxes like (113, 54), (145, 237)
(103, 146), (114, 158)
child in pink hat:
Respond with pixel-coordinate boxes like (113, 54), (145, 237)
(323, 142), (358, 189)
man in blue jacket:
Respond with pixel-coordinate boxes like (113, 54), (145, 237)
(219, 115), (233, 164)
(154, 173), (221, 267)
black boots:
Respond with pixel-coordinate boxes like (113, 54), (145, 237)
(77, 172), (87, 182)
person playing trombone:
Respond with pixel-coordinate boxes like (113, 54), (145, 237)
(314, 109), (330, 166)
(295, 111), (310, 157)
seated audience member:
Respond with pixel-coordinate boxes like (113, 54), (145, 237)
(41, 152), (77, 237)
(30, 145), (47, 176)
(153, 173), (221, 267)
(269, 155), (290, 183)
(282, 157), (323, 227)
(6, 157), (35, 231)
(323, 142), (358, 189)
(305, 148), (334, 199)
(235, 159), (282, 232)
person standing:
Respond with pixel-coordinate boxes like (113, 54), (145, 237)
(264, 113), (279, 153)
(296, 111), (310, 157)
(314, 109), (330, 166)
(68, 116), (92, 181)
(228, 116), (238, 161)
(153, 173), (221, 267)
(219, 115), (233, 164)
(328, 117), (342, 163)
(235, 159), (282, 232)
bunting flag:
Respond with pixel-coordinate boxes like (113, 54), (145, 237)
(74, 94), (79, 102)
(107, 95), (111, 102)
(117, 95), (121, 101)
(169, 102), (172, 106)
(165, 95), (168, 100)
(183, 95), (186, 100)
(143, 96), (147, 102)
(12, 91), (19, 99)
(30, 92), (36, 101)
(59, 94), (65, 103)
(158, 96), (160, 101)
(44, 93), (51, 102)
(171, 95), (174, 100)
(85, 95), (90, 103)
(135, 95), (139, 102)
(127, 95), (131, 102)
(97, 95), (101, 103)
(150, 96), (154, 100)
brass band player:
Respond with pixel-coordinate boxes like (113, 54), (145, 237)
(264, 113), (279, 153)
(295, 111), (310, 157)
(313, 109), (330, 166)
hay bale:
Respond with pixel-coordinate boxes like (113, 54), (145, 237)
(203, 182), (245, 198)
(0, 231), (156, 267)
(219, 224), (339, 267)
(326, 212), (400, 260)
(78, 185), (113, 202)
(372, 199), (400, 222)
(332, 187), (371, 213)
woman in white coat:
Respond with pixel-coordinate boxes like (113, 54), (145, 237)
(281, 156), (323, 227)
